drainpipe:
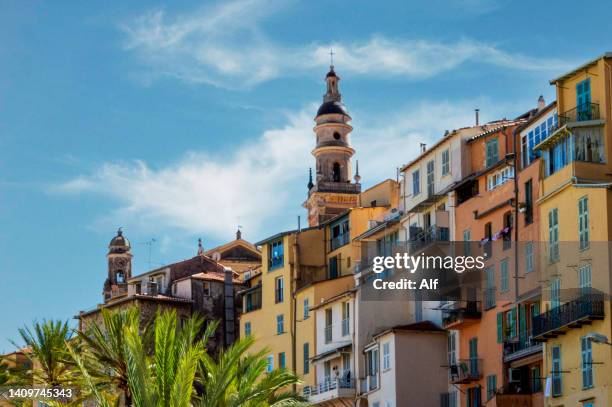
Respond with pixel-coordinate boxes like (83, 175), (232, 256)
(512, 126), (520, 304)
(291, 232), (300, 394)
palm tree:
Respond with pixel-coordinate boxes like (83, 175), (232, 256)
(74, 307), (150, 405)
(196, 335), (305, 407)
(11, 320), (73, 386)
(71, 308), (214, 407)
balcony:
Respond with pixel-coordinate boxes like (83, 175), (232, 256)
(331, 233), (350, 251)
(359, 375), (378, 393)
(243, 285), (262, 313)
(532, 294), (604, 341)
(304, 378), (355, 404)
(449, 359), (482, 384)
(503, 330), (542, 363)
(495, 386), (543, 407)
(409, 225), (450, 253)
(310, 181), (361, 195)
(442, 300), (482, 329)
(559, 103), (600, 126)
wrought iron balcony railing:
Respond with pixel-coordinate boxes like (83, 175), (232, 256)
(331, 233), (350, 251)
(449, 358), (482, 384)
(442, 300), (482, 328)
(409, 225), (450, 252)
(303, 377), (355, 399)
(503, 329), (542, 362)
(532, 294), (604, 341)
(559, 103), (600, 126)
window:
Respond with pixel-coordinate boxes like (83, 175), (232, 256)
(579, 196), (589, 250)
(330, 218), (350, 250)
(342, 302), (350, 336)
(278, 352), (286, 369)
(485, 266), (495, 309)
(269, 239), (284, 270)
(244, 322), (251, 337)
(266, 355), (274, 373)
(116, 271), (125, 283)
(366, 347), (379, 390)
(524, 180), (533, 225)
(276, 314), (284, 334)
(412, 170), (420, 195)
(486, 374), (497, 400)
(486, 138), (499, 167)
(324, 308), (332, 343)
(442, 149), (450, 175)
(303, 298), (310, 319)
(275, 276), (284, 303)
(303, 343), (310, 374)
(332, 162), (341, 182)
(329, 256), (339, 279)
(487, 166), (514, 190)
(550, 278), (561, 309)
(427, 160), (435, 197)
(548, 208), (559, 263)
(500, 258), (509, 292)
(579, 264), (592, 296)
(581, 337), (593, 389)
(525, 242), (534, 273)
(202, 281), (210, 297)
(468, 338), (478, 377)
(382, 342), (391, 370)
(505, 309), (517, 339)
(531, 365), (542, 392)
(576, 78), (592, 120)
(552, 346), (562, 396)
(342, 352), (350, 373)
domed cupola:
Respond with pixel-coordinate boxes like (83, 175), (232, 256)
(109, 228), (130, 254)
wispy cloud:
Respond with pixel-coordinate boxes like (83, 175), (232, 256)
(120, 0), (572, 88)
(53, 99), (514, 240)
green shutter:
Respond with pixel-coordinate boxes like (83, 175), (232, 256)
(497, 312), (503, 343)
(519, 305), (527, 346)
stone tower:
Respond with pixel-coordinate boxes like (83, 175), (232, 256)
(303, 65), (361, 227)
(103, 228), (132, 301)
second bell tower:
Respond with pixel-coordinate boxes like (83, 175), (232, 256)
(304, 64), (361, 227)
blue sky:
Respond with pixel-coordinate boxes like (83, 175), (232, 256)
(0, 0), (610, 351)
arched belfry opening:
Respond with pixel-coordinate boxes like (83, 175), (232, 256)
(332, 162), (341, 182)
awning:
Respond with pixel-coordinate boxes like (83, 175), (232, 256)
(310, 343), (352, 364)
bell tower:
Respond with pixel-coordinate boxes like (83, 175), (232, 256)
(103, 228), (132, 302)
(303, 64), (361, 227)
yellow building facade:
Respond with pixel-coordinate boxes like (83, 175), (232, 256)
(534, 54), (612, 407)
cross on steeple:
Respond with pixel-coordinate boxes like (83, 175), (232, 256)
(329, 49), (335, 68)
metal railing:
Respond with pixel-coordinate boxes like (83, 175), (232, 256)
(303, 377), (355, 398)
(559, 103), (600, 125)
(533, 294), (604, 339)
(324, 325), (333, 343)
(409, 225), (450, 252)
(331, 233), (350, 251)
(359, 375), (378, 393)
(442, 300), (482, 328)
(342, 318), (350, 336)
(311, 181), (361, 194)
(449, 359), (482, 384)
(503, 329), (542, 361)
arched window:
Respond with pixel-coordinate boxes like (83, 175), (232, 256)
(332, 162), (341, 182)
(116, 271), (125, 284)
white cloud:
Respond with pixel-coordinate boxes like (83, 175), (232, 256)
(54, 99), (515, 240)
(120, 0), (572, 88)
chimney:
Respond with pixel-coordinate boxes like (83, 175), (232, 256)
(420, 143), (427, 153)
(537, 95), (546, 111)
(223, 267), (236, 347)
(475, 109), (480, 125)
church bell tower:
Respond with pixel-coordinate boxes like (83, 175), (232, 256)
(303, 63), (361, 227)
(103, 228), (132, 302)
